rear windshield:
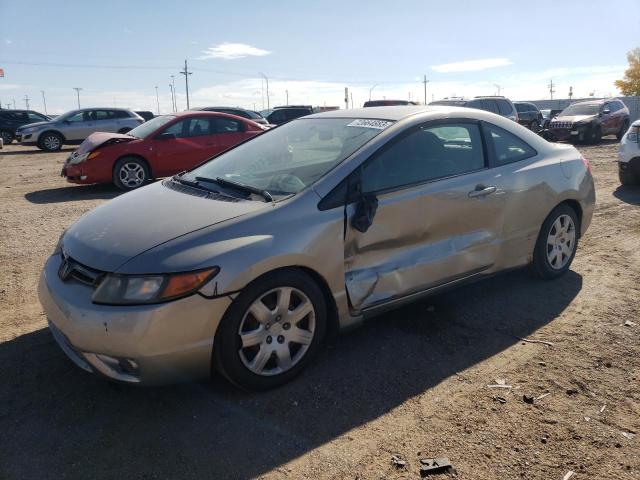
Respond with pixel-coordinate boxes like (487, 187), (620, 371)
(429, 100), (467, 106)
(560, 104), (600, 116)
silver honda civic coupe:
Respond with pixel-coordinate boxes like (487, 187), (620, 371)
(39, 106), (595, 390)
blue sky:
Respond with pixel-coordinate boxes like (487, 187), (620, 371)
(1, 0), (639, 114)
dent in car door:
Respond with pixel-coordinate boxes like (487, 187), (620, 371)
(343, 122), (505, 311)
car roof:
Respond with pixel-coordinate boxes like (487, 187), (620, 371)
(306, 105), (450, 121)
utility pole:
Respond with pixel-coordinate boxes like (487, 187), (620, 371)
(423, 75), (429, 105)
(170, 75), (177, 112)
(350, 92), (353, 109)
(493, 84), (502, 96)
(169, 83), (175, 112)
(548, 79), (555, 100)
(259, 72), (269, 109)
(568, 86), (573, 100)
(344, 87), (348, 110)
(286, 89), (289, 106)
(179, 59), (192, 110)
(155, 86), (160, 114)
(12, 98), (16, 109)
(369, 84), (378, 101)
(24, 94), (30, 110)
(40, 90), (47, 115)
(73, 87), (82, 108)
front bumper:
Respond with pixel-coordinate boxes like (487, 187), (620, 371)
(61, 162), (90, 183)
(545, 124), (592, 142)
(38, 253), (232, 385)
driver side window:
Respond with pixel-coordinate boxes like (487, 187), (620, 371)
(361, 123), (485, 193)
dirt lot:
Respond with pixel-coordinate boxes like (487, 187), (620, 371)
(0, 140), (638, 479)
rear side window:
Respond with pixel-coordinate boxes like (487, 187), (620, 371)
(497, 100), (513, 115)
(27, 112), (47, 122)
(268, 110), (286, 124)
(112, 110), (131, 119)
(361, 123), (485, 193)
(480, 99), (500, 114)
(515, 104), (527, 113)
(212, 117), (242, 133)
(484, 123), (536, 167)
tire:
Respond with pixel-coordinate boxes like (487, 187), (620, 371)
(113, 156), (150, 190)
(588, 125), (601, 145)
(617, 120), (629, 141)
(0, 130), (14, 145)
(619, 168), (638, 186)
(214, 269), (327, 391)
(117, 127), (131, 134)
(530, 120), (540, 132)
(37, 131), (63, 151)
(531, 204), (579, 280)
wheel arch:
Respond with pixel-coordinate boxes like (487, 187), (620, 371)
(38, 129), (66, 143)
(113, 153), (153, 178)
(548, 199), (583, 238)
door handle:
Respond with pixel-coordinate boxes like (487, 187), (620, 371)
(468, 185), (497, 198)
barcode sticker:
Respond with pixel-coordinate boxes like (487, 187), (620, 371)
(347, 119), (393, 129)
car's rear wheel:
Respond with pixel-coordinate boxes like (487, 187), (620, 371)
(214, 270), (327, 391)
(617, 120), (630, 141)
(531, 204), (579, 279)
(0, 130), (14, 145)
(38, 132), (63, 151)
(619, 168), (638, 186)
(113, 156), (150, 190)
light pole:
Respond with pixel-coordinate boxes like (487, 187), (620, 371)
(24, 95), (30, 110)
(169, 83), (176, 112)
(259, 72), (269, 109)
(73, 87), (82, 108)
(12, 98), (16, 109)
(40, 90), (47, 115)
(286, 89), (289, 106)
(369, 84), (378, 101)
(155, 86), (160, 114)
(170, 75), (177, 112)
(493, 84), (501, 96)
(422, 76), (429, 105)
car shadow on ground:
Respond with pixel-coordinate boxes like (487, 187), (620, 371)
(613, 184), (640, 206)
(24, 184), (122, 204)
(0, 269), (582, 479)
(0, 147), (75, 156)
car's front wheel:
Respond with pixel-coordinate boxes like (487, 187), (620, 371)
(214, 270), (327, 390)
(38, 132), (63, 151)
(530, 120), (540, 132)
(113, 156), (150, 190)
(531, 204), (579, 279)
(0, 130), (14, 145)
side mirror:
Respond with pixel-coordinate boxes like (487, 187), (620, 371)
(602, 109), (611, 115)
(156, 132), (176, 140)
(351, 181), (378, 233)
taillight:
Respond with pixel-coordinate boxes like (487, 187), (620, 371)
(582, 155), (592, 174)
(627, 125), (639, 143)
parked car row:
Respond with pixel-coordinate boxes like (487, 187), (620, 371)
(0, 109), (51, 144)
(429, 96), (519, 122)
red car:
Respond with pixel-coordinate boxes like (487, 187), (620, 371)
(62, 111), (266, 190)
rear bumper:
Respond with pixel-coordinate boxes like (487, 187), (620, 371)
(38, 253), (232, 385)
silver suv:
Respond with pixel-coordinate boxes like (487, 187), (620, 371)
(17, 108), (144, 151)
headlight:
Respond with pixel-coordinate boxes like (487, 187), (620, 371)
(627, 126), (639, 143)
(92, 267), (219, 305)
(53, 231), (66, 255)
(67, 150), (100, 165)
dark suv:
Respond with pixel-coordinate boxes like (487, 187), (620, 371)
(0, 109), (50, 144)
(546, 99), (630, 144)
(429, 96), (518, 122)
(514, 102), (543, 131)
(261, 106), (314, 125)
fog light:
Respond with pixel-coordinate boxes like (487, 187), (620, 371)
(118, 358), (139, 374)
(80, 175), (87, 180)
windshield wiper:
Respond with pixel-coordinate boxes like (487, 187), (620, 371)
(171, 173), (213, 192)
(196, 176), (273, 203)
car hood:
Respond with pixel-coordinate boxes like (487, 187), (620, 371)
(76, 132), (136, 155)
(553, 114), (596, 124)
(17, 121), (50, 131)
(62, 181), (269, 272)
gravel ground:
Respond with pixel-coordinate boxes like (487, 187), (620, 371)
(0, 140), (638, 479)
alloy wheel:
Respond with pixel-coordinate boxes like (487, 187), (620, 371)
(546, 214), (576, 270)
(0, 131), (12, 144)
(238, 287), (316, 376)
(118, 162), (146, 188)
(42, 135), (60, 151)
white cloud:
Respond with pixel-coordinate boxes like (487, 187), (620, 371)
(0, 83), (22, 90)
(4, 39), (12, 45)
(190, 40), (199, 45)
(198, 42), (271, 60)
(432, 58), (513, 73)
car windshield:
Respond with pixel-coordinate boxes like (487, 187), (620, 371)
(188, 117), (392, 196)
(560, 104), (600, 116)
(127, 115), (176, 138)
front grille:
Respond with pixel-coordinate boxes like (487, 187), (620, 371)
(58, 254), (104, 287)
(551, 121), (573, 129)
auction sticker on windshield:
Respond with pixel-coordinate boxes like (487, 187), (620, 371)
(347, 119), (393, 129)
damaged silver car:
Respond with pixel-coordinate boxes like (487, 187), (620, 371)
(39, 106), (595, 390)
